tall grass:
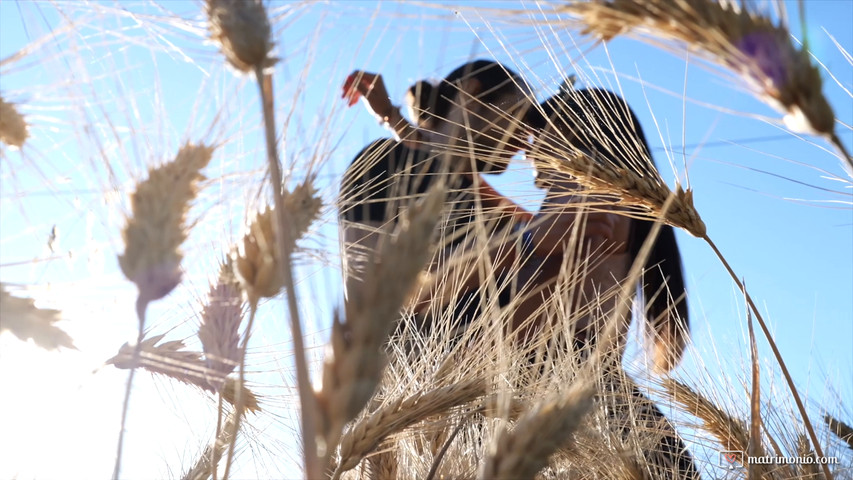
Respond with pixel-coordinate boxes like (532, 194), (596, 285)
(0, 1), (850, 479)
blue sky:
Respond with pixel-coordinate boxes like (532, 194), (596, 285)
(1, 1), (851, 477)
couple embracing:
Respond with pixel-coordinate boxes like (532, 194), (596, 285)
(339, 60), (699, 480)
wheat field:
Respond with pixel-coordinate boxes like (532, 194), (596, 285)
(0, 1), (851, 479)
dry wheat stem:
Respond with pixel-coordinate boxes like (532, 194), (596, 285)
(212, 394), (225, 480)
(746, 287), (767, 479)
(560, 0), (853, 172)
(703, 234), (833, 479)
(424, 412), (471, 480)
(222, 305), (256, 480)
(255, 64), (320, 480)
(478, 382), (594, 479)
(0, 95), (29, 148)
(333, 378), (485, 478)
(796, 433), (823, 479)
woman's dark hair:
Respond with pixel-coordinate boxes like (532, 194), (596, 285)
(407, 60), (525, 127)
(533, 84), (689, 371)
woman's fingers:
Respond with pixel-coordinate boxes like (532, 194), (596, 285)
(342, 71), (384, 108)
(342, 72), (362, 106)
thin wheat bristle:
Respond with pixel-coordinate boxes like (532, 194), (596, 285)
(118, 143), (214, 303)
(317, 186), (445, 466)
(478, 383), (593, 480)
(563, 0), (839, 141)
(206, 0), (274, 73)
(0, 283), (75, 351)
(335, 377), (485, 475)
(0, 95), (29, 148)
(197, 260), (244, 389)
(664, 379), (749, 456)
(107, 334), (260, 413)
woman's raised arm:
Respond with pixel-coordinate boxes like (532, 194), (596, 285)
(342, 70), (422, 148)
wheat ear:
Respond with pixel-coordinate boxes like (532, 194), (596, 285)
(333, 377), (484, 477)
(563, 0), (852, 171)
(182, 411), (239, 480)
(478, 382), (594, 480)
(114, 142), (213, 479)
(665, 379), (749, 456)
(321, 185), (445, 475)
(198, 260), (244, 391)
(0, 283), (74, 350)
(206, 0), (274, 74)
(366, 450), (398, 480)
(0, 95), (29, 148)
(106, 334), (260, 413)
(536, 147), (705, 238)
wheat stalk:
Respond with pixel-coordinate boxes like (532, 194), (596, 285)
(478, 382), (594, 480)
(560, 0), (852, 171)
(0, 283), (74, 351)
(0, 95), (28, 148)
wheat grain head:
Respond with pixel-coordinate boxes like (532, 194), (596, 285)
(0, 95), (28, 148)
(107, 334), (260, 413)
(479, 381), (594, 480)
(197, 260), (244, 390)
(561, 0), (849, 167)
(206, 0), (274, 73)
(118, 143), (214, 305)
(318, 185), (445, 467)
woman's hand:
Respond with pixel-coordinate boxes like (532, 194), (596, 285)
(342, 71), (394, 120)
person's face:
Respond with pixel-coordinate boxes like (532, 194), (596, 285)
(434, 88), (530, 173)
(536, 166), (632, 255)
